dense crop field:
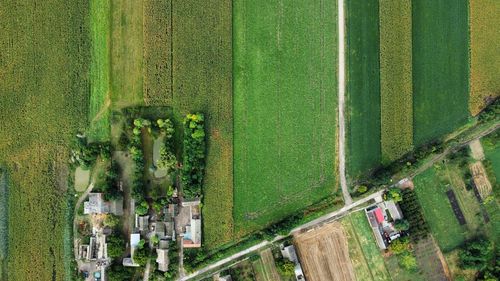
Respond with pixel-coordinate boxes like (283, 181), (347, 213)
(346, 0), (381, 178)
(0, 0), (90, 280)
(342, 212), (391, 281)
(171, 0), (233, 249)
(88, 0), (111, 141)
(412, 0), (469, 145)
(469, 0), (500, 116)
(110, 0), (144, 108)
(413, 168), (466, 252)
(0, 170), (8, 280)
(379, 0), (413, 162)
(233, 0), (338, 235)
(143, 0), (172, 106)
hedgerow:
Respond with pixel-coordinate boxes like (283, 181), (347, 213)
(181, 113), (206, 199)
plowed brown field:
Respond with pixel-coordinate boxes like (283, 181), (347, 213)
(294, 222), (355, 281)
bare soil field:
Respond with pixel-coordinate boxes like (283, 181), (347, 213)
(294, 222), (355, 281)
(469, 139), (485, 160)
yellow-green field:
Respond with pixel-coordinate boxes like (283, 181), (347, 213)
(379, 0), (413, 162)
(0, 1), (90, 280)
(469, 0), (500, 116)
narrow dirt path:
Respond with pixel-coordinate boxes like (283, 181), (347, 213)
(337, 0), (352, 205)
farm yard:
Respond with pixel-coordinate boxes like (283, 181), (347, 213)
(412, 0), (469, 145)
(295, 222), (355, 281)
(342, 212), (392, 281)
(0, 1), (90, 280)
(346, 0), (381, 178)
(469, 0), (500, 115)
(233, 0), (338, 235)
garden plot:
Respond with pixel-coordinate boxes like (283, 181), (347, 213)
(75, 167), (91, 192)
(469, 161), (492, 199)
(295, 222), (355, 281)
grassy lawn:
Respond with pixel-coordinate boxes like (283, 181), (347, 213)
(413, 167), (467, 252)
(346, 0), (381, 178)
(343, 212), (391, 281)
(412, 0), (469, 145)
(88, 0), (111, 141)
(233, 0), (338, 235)
(0, 0), (90, 280)
(482, 133), (500, 181)
(469, 0), (500, 115)
(379, 0), (413, 162)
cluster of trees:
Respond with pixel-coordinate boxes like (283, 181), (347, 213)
(458, 238), (499, 280)
(388, 237), (418, 271)
(398, 189), (429, 241)
(129, 119), (146, 199)
(156, 118), (177, 172)
(384, 187), (403, 202)
(181, 113), (206, 199)
(71, 137), (111, 168)
(477, 98), (499, 123)
(164, 241), (179, 280)
(93, 161), (123, 201)
(276, 259), (295, 277)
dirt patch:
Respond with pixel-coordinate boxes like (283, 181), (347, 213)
(294, 222), (355, 281)
(470, 161), (492, 199)
(446, 189), (466, 225)
(469, 139), (485, 160)
(415, 236), (451, 281)
(74, 167), (90, 192)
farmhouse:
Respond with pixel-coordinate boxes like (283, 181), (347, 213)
(280, 245), (305, 281)
(365, 200), (404, 249)
(123, 233), (141, 267)
(84, 193), (109, 214)
(182, 201), (202, 248)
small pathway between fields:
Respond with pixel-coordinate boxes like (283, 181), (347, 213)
(337, 0), (352, 205)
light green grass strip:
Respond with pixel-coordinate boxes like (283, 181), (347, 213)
(89, 0), (111, 141)
(379, 0), (413, 162)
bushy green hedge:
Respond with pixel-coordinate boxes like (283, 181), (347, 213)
(181, 113), (206, 199)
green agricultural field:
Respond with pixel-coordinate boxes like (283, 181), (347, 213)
(143, 0), (172, 106)
(346, 0), (381, 178)
(88, 0), (111, 141)
(0, 170), (8, 280)
(171, 0), (233, 249)
(0, 0), (90, 280)
(413, 167), (467, 252)
(233, 0), (338, 235)
(412, 0), (469, 145)
(343, 212), (391, 281)
(482, 132), (500, 181)
(379, 0), (413, 162)
(469, 0), (500, 116)
(110, 0), (145, 108)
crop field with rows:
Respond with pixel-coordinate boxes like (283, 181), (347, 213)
(233, 0), (338, 236)
(0, 0), (90, 280)
(412, 0), (469, 145)
(469, 0), (500, 116)
(379, 0), (413, 162)
(346, 0), (381, 178)
(88, 0), (111, 141)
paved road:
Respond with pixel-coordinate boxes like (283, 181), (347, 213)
(337, 0), (351, 205)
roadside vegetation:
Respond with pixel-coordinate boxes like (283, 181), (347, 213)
(0, 169), (8, 280)
(469, 0), (500, 116)
(379, 0), (413, 162)
(346, 0), (381, 178)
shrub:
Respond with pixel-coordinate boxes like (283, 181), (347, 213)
(459, 238), (493, 270)
(389, 237), (410, 254)
(384, 187), (403, 202)
(394, 219), (410, 231)
(399, 252), (418, 270)
(107, 235), (125, 259)
(277, 260), (295, 277)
